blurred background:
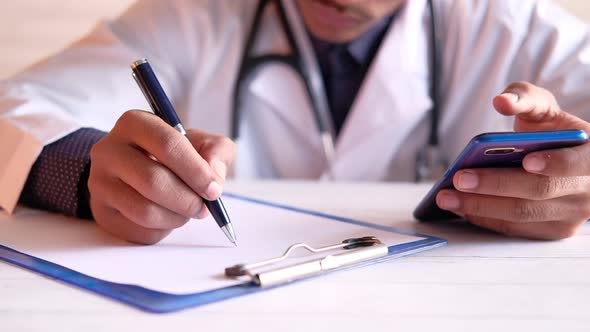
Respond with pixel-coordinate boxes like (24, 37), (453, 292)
(0, 0), (589, 79)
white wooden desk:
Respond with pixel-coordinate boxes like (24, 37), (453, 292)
(1, 180), (588, 332)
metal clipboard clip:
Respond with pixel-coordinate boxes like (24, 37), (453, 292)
(225, 236), (388, 287)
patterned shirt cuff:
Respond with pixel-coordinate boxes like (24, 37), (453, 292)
(19, 128), (106, 219)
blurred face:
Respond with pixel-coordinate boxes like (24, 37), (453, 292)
(297, 0), (406, 43)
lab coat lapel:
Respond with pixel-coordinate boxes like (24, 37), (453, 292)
(243, 5), (326, 157)
(237, 5), (327, 177)
(244, 1), (433, 179)
(331, 0), (432, 180)
(248, 65), (324, 149)
(237, 65), (327, 178)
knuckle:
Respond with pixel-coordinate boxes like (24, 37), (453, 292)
(562, 148), (588, 174)
(144, 167), (168, 192)
(130, 201), (160, 228)
(89, 140), (101, 160)
(566, 149), (582, 173)
(217, 136), (236, 149)
(491, 174), (509, 194)
(89, 137), (109, 163)
(463, 196), (482, 216)
(214, 136), (237, 162)
(533, 177), (560, 199)
(115, 110), (152, 138)
(507, 81), (533, 94)
(115, 111), (134, 131)
(159, 132), (188, 159)
(196, 162), (217, 181)
(513, 200), (544, 222)
(541, 88), (559, 106)
(118, 109), (142, 125)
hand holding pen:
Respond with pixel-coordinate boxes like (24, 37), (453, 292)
(86, 59), (237, 245)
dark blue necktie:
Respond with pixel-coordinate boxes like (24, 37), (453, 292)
(326, 45), (364, 135)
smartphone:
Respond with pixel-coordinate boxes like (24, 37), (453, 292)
(413, 129), (589, 221)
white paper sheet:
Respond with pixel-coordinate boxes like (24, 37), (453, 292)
(0, 195), (424, 294)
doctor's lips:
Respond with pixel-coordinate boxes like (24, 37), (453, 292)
(307, 0), (371, 29)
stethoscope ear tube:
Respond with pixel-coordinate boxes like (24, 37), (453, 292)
(232, 0), (336, 170)
(427, 0), (441, 150)
(230, 0), (270, 141)
(415, 0), (447, 182)
(280, 0), (336, 158)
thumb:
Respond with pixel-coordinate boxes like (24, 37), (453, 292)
(493, 81), (590, 132)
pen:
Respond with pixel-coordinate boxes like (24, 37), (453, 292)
(131, 58), (237, 246)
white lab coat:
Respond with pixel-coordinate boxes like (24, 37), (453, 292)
(1, 0), (590, 213)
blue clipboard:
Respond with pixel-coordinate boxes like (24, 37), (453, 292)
(0, 193), (446, 313)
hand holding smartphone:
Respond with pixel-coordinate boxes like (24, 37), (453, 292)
(413, 129), (589, 221)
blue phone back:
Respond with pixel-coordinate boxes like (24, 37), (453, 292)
(413, 130), (589, 221)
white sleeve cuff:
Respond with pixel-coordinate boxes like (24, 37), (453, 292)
(0, 122), (44, 214)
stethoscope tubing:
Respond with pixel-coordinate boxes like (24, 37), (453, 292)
(231, 0), (442, 181)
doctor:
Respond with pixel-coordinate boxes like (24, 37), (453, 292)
(1, 0), (590, 244)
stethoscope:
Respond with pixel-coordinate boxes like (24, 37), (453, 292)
(232, 0), (447, 182)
